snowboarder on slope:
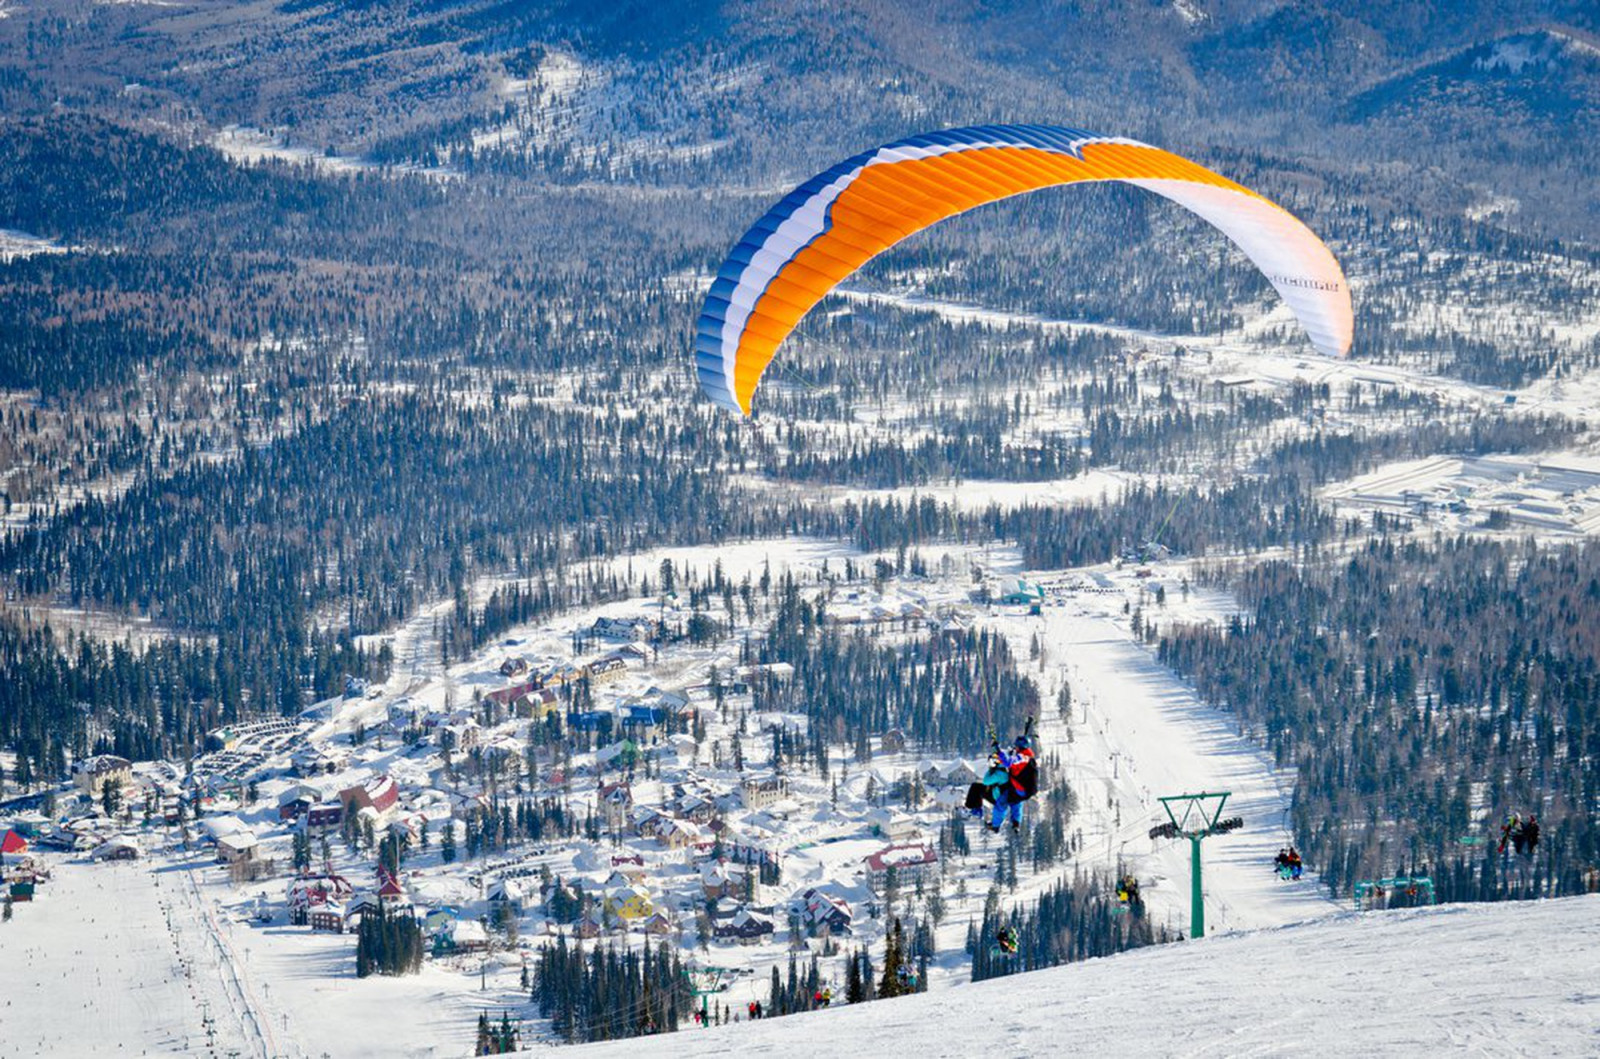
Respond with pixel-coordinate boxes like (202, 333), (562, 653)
(996, 924), (1019, 954)
(1520, 816), (1539, 856)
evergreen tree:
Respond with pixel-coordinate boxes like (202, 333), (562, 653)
(878, 918), (908, 999)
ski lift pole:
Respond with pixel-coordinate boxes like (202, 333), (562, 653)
(1149, 791), (1243, 940)
(686, 966), (726, 1027)
(1187, 830), (1204, 938)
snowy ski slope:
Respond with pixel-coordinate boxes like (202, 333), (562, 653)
(578, 895), (1600, 1058)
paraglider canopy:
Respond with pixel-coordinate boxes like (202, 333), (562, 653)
(695, 124), (1353, 416)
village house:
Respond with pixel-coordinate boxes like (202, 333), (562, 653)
(604, 883), (654, 922)
(940, 761), (981, 787)
(739, 775), (789, 811)
(487, 877), (525, 909)
(738, 662), (795, 684)
(447, 919), (490, 954)
(609, 854), (648, 884)
(440, 720), (481, 752)
(348, 892), (384, 920)
(865, 843), (940, 892)
(287, 872), (354, 923)
(646, 686), (691, 715)
(499, 656), (529, 678)
(423, 907), (459, 936)
(585, 655), (629, 686)
(621, 705), (667, 741)
(795, 887), (854, 935)
(292, 745), (348, 777)
(590, 616), (651, 642)
(596, 781), (633, 831)
(719, 833), (781, 874)
(305, 801), (344, 834)
(673, 789), (718, 825)
(90, 837), (141, 862)
(338, 775), (400, 821)
(567, 709), (608, 734)
(215, 830), (259, 865)
(656, 817), (704, 852)
(388, 809), (442, 845)
(866, 807), (921, 844)
(449, 791), (491, 822)
(310, 903), (348, 933)
(277, 783), (323, 822)
(73, 755), (132, 800)
(879, 728), (908, 755)
(377, 865), (407, 906)
(514, 687), (561, 722)
(701, 859), (745, 901)
(713, 906), (775, 945)
(632, 807), (666, 840)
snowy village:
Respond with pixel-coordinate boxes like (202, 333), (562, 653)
(1, 537), (1337, 1056)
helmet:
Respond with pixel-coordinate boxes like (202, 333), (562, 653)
(1014, 736), (1029, 749)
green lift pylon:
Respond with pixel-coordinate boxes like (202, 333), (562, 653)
(686, 965), (728, 1026)
(1149, 791), (1243, 939)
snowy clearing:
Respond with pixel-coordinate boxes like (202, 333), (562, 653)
(0, 228), (73, 262)
(211, 126), (457, 181)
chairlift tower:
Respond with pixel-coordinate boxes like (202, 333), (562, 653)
(685, 965), (728, 1026)
(1148, 790), (1243, 939)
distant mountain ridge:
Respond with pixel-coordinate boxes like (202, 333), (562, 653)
(0, 1), (1597, 234)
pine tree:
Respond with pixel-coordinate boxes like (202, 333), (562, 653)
(879, 918), (907, 998)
